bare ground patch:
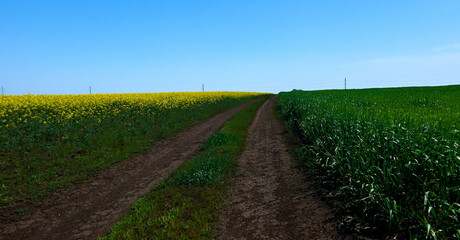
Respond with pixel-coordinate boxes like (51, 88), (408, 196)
(216, 98), (341, 240)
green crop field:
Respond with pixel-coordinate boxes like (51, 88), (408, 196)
(278, 85), (460, 239)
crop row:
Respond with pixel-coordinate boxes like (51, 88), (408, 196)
(278, 86), (459, 239)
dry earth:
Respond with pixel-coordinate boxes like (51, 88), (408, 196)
(0, 100), (256, 240)
(216, 98), (341, 240)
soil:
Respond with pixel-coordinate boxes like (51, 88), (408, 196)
(0, 100), (256, 240)
(216, 98), (342, 240)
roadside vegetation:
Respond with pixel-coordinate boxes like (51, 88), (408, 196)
(278, 86), (460, 239)
(99, 96), (269, 239)
(0, 92), (266, 209)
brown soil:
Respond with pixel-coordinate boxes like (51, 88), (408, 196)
(0, 100), (256, 240)
(216, 98), (342, 240)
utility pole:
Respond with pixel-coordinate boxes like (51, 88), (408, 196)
(1, 86), (3, 96)
(345, 78), (347, 90)
(202, 84), (204, 92)
(89, 86), (92, 94)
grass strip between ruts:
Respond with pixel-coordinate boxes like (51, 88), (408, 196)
(99, 96), (269, 240)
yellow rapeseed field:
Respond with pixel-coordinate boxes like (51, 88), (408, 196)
(0, 91), (266, 207)
(0, 91), (266, 152)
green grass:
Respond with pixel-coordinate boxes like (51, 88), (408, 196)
(0, 94), (267, 210)
(99, 96), (269, 240)
(278, 85), (460, 239)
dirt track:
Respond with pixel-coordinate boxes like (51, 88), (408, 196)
(0, 100), (256, 240)
(216, 98), (340, 239)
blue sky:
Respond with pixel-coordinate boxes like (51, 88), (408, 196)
(1, 1), (460, 94)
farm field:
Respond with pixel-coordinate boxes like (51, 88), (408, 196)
(0, 92), (266, 210)
(1, 86), (459, 240)
(278, 85), (460, 239)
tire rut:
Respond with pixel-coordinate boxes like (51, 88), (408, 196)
(216, 97), (340, 240)
(0, 100), (256, 240)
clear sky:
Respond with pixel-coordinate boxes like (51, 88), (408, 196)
(1, 1), (460, 94)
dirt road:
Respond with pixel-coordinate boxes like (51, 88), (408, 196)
(0, 100), (256, 240)
(216, 98), (340, 239)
